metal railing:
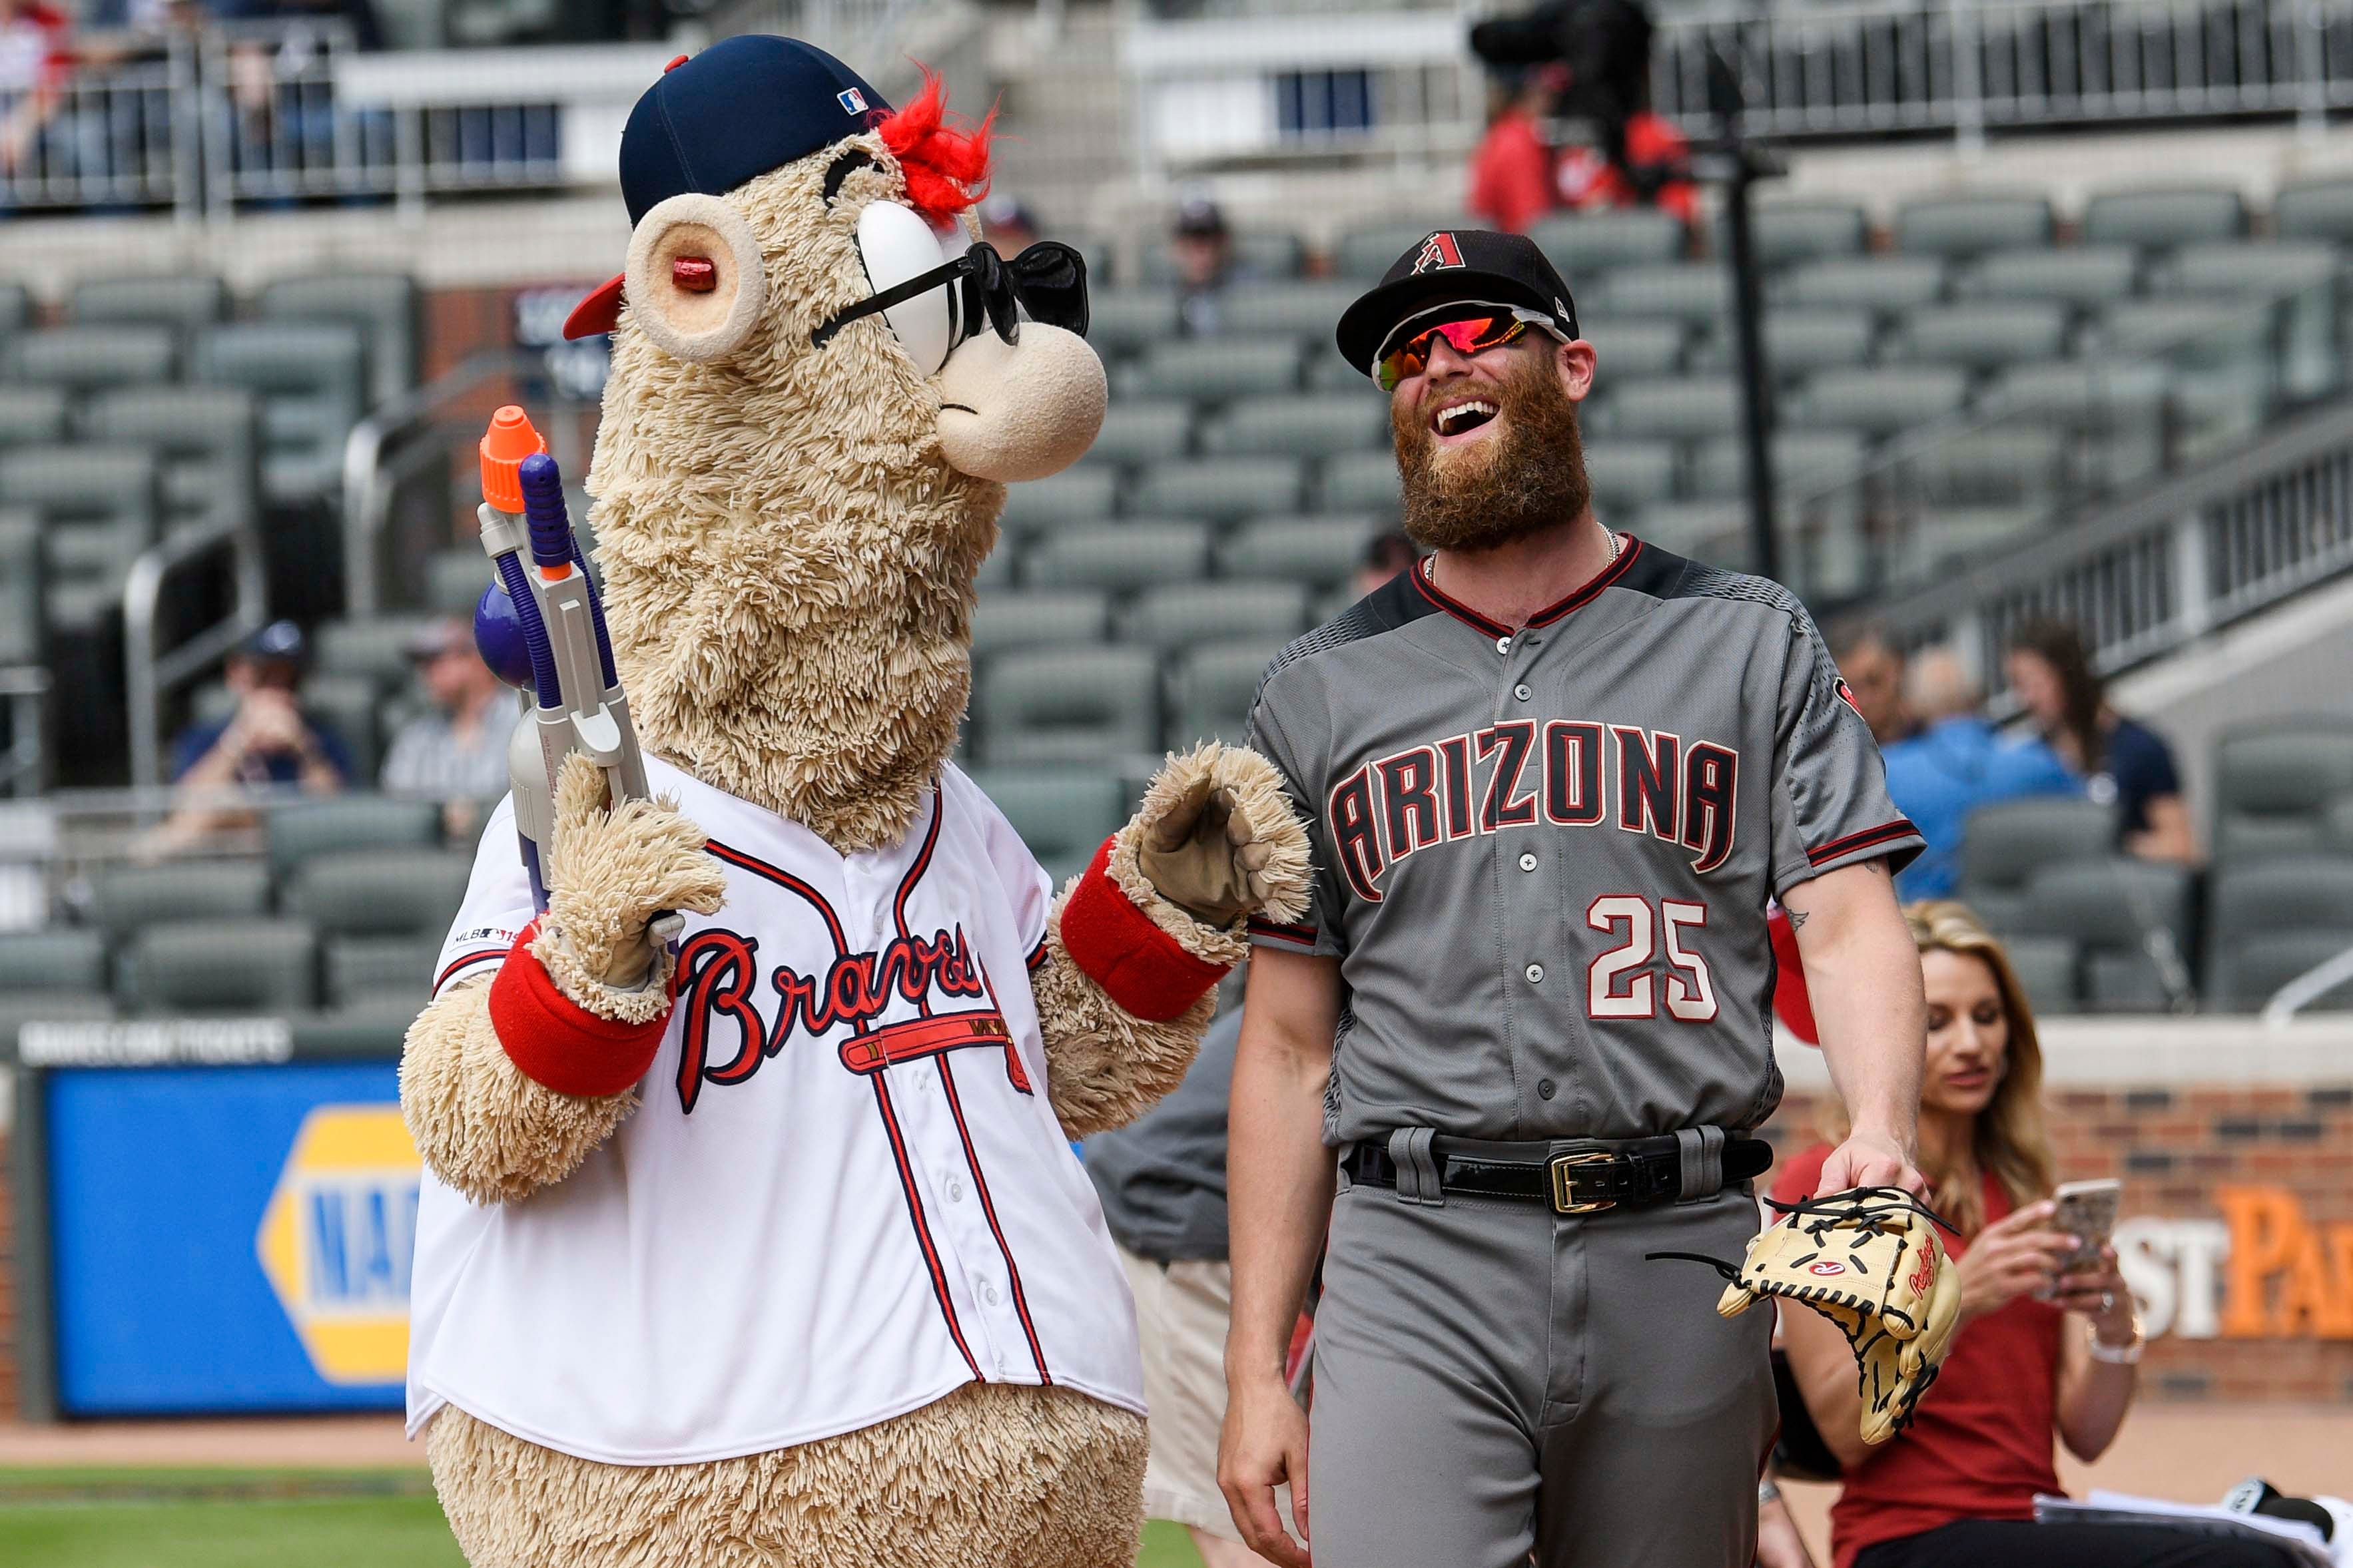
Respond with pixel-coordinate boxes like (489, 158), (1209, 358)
(123, 513), (271, 794)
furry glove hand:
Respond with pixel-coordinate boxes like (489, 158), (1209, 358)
(1135, 766), (1287, 928)
(541, 752), (729, 1000)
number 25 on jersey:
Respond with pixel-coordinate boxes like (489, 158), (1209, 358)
(1586, 896), (1718, 1021)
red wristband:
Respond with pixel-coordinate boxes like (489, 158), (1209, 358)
(488, 919), (672, 1097)
(1058, 836), (1231, 1023)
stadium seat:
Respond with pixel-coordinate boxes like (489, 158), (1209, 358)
(3, 326), (177, 392)
(1128, 340), (1301, 403)
(316, 615), (438, 688)
(1202, 394), (1387, 458)
(1132, 457), (1307, 523)
(0, 927), (108, 993)
(1140, 230), (1306, 286)
(1778, 258), (1947, 318)
(125, 917), (320, 1015)
(325, 934), (444, 1007)
(1085, 400), (1193, 469)
(69, 274), (228, 334)
(970, 589), (1111, 657)
(1689, 309), (1874, 382)
(1167, 637), (1285, 749)
(1335, 219), (1461, 280)
(1126, 581), (1309, 650)
(1026, 521), (1211, 592)
(0, 445), (162, 630)
(2001, 933), (2083, 1017)
(1895, 194), (2055, 259)
(285, 846), (472, 937)
(1584, 439), (1679, 513)
(192, 322), (370, 504)
(1985, 358), (2169, 448)
(1000, 469), (1118, 536)
(1088, 289), (1181, 358)
(2211, 718), (2353, 862)
(965, 766), (1127, 885)
(1321, 450), (1401, 514)
(1584, 318), (1686, 380)
(975, 647), (1160, 766)
(1690, 430), (1869, 501)
(2083, 186), (2246, 253)
(426, 549), (490, 616)
(1632, 500), (1743, 557)
(1897, 425), (2069, 506)
(2204, 858), (2353, 1011)
(2153, 240), (2337, 300)
(1218, 282), (1360, 341)
(1958, 246), (2142, 314)
(266, 796), (442, 881)
(1596, 263), (1728, 326)
(1602, 376), (1740, 439)
(0, 512), (44, 668)
(94, 859), (272, 941)
(973, 543), (1014, 592)
(1217, 515), (1381, 589)
(0, 990), (115, 1039)
(1893, 303), (2070, 374)
(1955, 797), (2117, 933)
(300, 674), (385, 784)
(1790, 367), (1969, 435)
(2273, 175), (2353, 244)
(1530, 209), (1687, 277)
(258, 272), (423, 410)
(0, 386), (69, 447)
(1733, 202), (1868, 268)
(2009, 858), (2196, 1012)
(87, 387), (262, 541)
(0, 283), (29, 334)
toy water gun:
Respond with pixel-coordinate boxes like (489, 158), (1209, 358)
(472, 406), (660, 923)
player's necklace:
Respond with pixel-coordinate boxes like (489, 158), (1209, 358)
(1425, 529), (1624, 603)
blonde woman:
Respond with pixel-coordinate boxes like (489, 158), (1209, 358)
(1775, 902), (2289, 1568)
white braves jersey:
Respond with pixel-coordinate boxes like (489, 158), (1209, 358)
(406, 756), (1146, 1465)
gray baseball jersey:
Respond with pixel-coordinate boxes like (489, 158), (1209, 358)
(1245, 537), (1921, 1147)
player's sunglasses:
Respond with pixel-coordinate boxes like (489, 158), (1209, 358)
(1373, 307), (1556, 392)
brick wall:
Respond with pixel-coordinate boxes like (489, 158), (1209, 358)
(1760, 1083), (2353, 1404)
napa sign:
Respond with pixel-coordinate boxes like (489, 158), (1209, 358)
(255, 1104), (422, 1384)
(2118, 1186), (2353, 1340)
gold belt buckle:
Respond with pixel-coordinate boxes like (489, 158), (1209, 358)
(1548, 1150), (1616, 1215)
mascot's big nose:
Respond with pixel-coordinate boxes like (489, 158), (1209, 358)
(934, 323), (1107, 484)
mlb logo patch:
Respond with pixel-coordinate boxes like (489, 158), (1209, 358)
(837, 87), (867, 114)
(1413, 232), (1465, 273)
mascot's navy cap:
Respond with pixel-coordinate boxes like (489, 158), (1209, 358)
(563, 36), (890, 340)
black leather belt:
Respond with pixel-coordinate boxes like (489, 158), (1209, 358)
(1344, 1131), (1772, 1214)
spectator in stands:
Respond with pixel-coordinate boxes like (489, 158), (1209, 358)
(2004, 618), (2195, 864)
(381, 616), (515, 839)
(1468, 67), (1560, 234)
(1467, 0), (1696, 219)
(1170, 196), (1257, 337)
(1357, 529), (1415, 597)
(0, 0), (72, 177)
(1775, 902), (2298, 1568)
(1879, 647), (2078, 900)
(145, 620), (351, 854)
(979, 194), (1042, 256)
(1829, 619), (1919, 748)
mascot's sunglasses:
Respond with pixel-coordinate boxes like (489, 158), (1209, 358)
(1373, 305), (1564, 392)
(811, 240), (1090, 352)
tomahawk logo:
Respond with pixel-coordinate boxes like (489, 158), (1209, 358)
(1414, 232), (1465, 273)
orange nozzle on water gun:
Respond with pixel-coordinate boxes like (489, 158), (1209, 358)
(480, 405), (547, 516)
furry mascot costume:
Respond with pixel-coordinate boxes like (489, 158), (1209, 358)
(398, 37), (1310, 1568)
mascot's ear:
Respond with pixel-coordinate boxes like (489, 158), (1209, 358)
(624, 193), (768, 362)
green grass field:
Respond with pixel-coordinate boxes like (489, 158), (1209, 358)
(0, 1469), (1209, 1568)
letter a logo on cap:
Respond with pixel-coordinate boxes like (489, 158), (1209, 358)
(837, 87), (867, 113)
(1414, 232), (1465, 273)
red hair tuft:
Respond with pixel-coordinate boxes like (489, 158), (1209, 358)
(875, 67), (995, 228)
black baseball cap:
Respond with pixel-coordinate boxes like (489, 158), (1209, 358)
(1333, 228), (1580, 381)
(563, 36), (890, 340)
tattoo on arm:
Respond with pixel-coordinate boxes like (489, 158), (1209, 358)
(1784, 908), (1810, 931)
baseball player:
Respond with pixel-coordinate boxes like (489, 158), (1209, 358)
(1218, 230), (1933, 1568)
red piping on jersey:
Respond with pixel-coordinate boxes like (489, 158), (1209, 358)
(1024, 937), (1049, 972)
(1806, 818), (1920, 865)
(434, 949), (504, 993)
(1247, 917), (1319, 947)
(1060, 836), (1231, 1021)
(870, 1073), (984, 1382)
(935, 1055), (1052, 1384)
(486, 918), (671, 1097)
(707, 840), (850, 953)
(1409, 536), (1645, 637)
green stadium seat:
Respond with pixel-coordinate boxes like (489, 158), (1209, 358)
(1596, 264), (1728, 326)
(1529, 209), (1687, 277)
(2098, 300), (2272, 365)
(1893, 303), (2070, 373)
(69, 274), (228, 334)
(1132, 457), (1308, 523)
(1140, 230), (1307, 286)
(2273, 176), (2353, 244)
(1987, 358), (2168, 424)
(976, 647), (1160, 766)
(1732, 202), (1868, 268)
(0, 511), (43, 667)
(0, 445), (162, 631)
(1957, 247), (2141, 314)
(1001, 469), (1119, 536)
(1584, 439), (1678, 512)
(1335, 219), (1461, 281)
(1126, 581), (1308, 649)
(2151, 241), (2338, 300)
(2212, 718), (2353, 863)
(2010, 859), (2195, 1012)
(1601, 376), (1740, 439)
(94, 859), (272, 940)
(316, 615), (439, 688)
(2204, 858), (2353, 1011)
(2000, 934), (2083, 1016)
(0, 283), (29, 334)
(285, 846), (472, 937)
(971, 589), (1111, 657)
(266, 796), (442, 881)
(1307, 348), (1376, 392)
(125, 917), (320, 1015)
(1692, 309), (1875, 380)
(426, 549), (490, 616)
(1633, 499), (1742, 557)
(1895, 194), (2054, 259)
(300, 674), (384, 786)
(1128, 340), (1303, 403)
(1026, 521), (1211, 592)
(973, 544), (1014, 591)
(1897, 425), (2069, 506)
(1955, 796), (2116, 934)
(192, 322), (369, 504)
(2083, 186), (2246, 252)
(258, 272), (422, 411)
(1084, 400), (1193, 469)
(1217, 515), (1381, 589)
(1088, 289), (1181, 358)
(87, 387), (262, 542)
(325, 934), (443, 1007)
(1166, 637), (1286, 750)
(1895, 507), (2046, 574)
(1320, 450), (1401, 514)
(1778, 258), (1947, 317)
(1218, 283), (1359, 341)
(1790, 367), (1968, 435)
(0, 386), (69, 447)
(3, 326), (177, 392)
(1690, 431), (1869, 500)
(1584, 318), (1686, 380)
(1202, 394), (1387, 458)
(964, 765), (1127, 886)
(0, 927), (108, 992)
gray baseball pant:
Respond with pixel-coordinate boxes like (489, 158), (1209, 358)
(1306, 1170), (1776, 1568)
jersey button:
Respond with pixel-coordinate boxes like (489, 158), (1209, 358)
(946, 1180), (966, 1204)
(1537, 1078), (1556, 1100)
(1518, 852), (1537, 872)
(985, 1286), (1002, 1306)
(1524, 963), (1544, 984)
(1495, 635), (1512, 655)
(1513, 683), (1532, 702)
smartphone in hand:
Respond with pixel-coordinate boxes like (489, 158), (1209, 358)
(2050, 1177), (2122, 1275)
